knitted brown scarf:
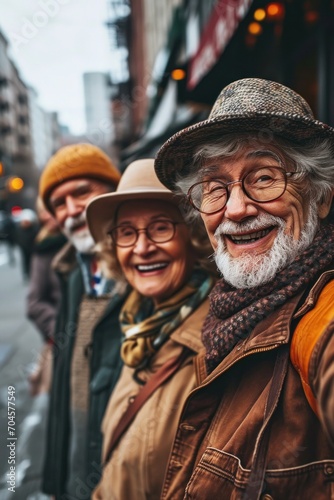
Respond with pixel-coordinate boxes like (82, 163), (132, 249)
(202, 224), (334, 373)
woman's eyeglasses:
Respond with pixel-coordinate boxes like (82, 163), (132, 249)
(107, 220), (182, 247)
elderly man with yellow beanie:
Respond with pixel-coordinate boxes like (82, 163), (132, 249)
(39, 143), (128, 500)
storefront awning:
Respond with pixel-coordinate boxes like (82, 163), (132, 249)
(187, 0), (253, 90)
(145, 6), (186, 127)
(120, 95), (207, 170)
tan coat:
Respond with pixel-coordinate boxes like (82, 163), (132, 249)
(92, 299), (210, 500)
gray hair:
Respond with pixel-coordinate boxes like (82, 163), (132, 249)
(175, 133), (334, 219)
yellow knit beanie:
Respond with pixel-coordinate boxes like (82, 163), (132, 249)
(39, 143), (121, 210)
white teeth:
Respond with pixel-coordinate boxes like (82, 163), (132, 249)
(137, 263), (168, 271)
(230, 229), (270, 243)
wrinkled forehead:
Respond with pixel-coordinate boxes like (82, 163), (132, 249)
(199, 143), (286, 179)
(50, 177), (108, 200)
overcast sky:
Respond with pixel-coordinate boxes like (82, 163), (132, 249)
(0, 0), (114, 134)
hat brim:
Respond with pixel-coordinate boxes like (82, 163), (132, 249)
(155, 113), (334, 190)
(86, 189), (182, 243)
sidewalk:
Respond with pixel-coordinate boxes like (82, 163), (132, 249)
(0, 245), (50, 499)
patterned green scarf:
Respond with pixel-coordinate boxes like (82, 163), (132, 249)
(120, 268), (215, 367)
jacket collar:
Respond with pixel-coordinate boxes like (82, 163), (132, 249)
(293, 269), (334, 318)
(170, 298), (209, 354)
(196, 269), (334, 384)
(52, 241), (77, 275)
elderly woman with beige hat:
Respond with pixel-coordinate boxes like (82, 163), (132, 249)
(86, 158), (216, 499)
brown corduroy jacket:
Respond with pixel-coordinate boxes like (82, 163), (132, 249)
(161, 270), (334, 500)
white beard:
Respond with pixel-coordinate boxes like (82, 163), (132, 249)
(62, 211), (95, 254)
(214, 204), (319, 289)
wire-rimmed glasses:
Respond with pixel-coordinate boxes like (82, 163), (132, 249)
(187, 166), (296, 215)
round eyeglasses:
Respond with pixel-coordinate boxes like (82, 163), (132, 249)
(107, 220), (182, 247)
(187, 166), (296, 215)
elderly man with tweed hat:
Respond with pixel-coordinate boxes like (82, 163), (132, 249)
(39, 143), (127, 500)
(154, 78), (334, 499)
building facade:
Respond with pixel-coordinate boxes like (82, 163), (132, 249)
(0, 29), (61, 209)
(0, 30), (36, 209)
(180, 0), (334, 125)
(83, 72), (115, 148)
(28, 87), (61, 172)
(109, 0), (333, 170)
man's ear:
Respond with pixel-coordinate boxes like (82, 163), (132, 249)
(318, 189), (334, 219)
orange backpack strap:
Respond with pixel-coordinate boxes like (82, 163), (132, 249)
(290, 279), (334, 416)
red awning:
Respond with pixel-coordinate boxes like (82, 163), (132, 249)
(187, 0), (253, 90)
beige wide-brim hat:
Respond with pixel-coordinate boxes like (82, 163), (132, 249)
(86, 158), (183, 243)
(154, 78), (334, 191)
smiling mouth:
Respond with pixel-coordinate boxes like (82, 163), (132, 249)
(136, 263), (169, 272)
(227, 227), (273, 244)
(70, 222), (86, 233)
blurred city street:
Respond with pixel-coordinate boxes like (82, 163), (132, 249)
(0, 0), (332, 498)
(0, 242), (49, 499)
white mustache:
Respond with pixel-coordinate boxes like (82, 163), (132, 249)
(64, 212), (86, 233)
(214, 213), (285, 238)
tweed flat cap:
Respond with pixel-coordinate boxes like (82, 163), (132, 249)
(154, 78), (334, 191)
